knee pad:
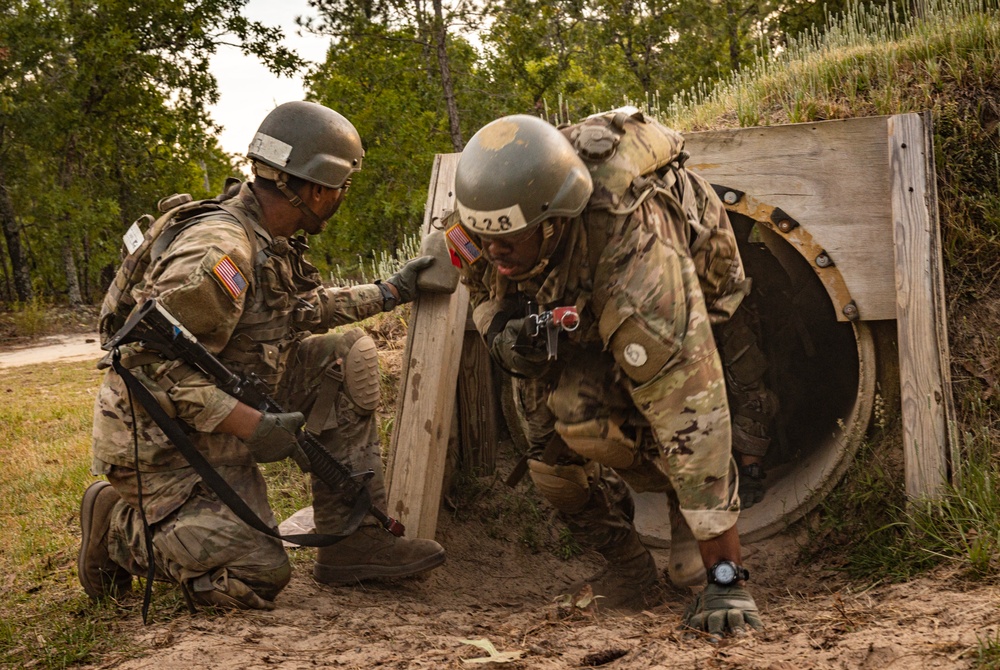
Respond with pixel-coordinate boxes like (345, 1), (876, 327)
(556, 417), (638, 469)
(527, 460), (592, 514)
(342, 332), (380, 414)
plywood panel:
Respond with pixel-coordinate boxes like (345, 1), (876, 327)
(684, 117), (896, 321)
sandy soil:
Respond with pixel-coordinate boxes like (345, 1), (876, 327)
(79, 515), (999, 670)
(7, 329), (995, 669)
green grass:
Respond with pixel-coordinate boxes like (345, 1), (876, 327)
(0, 360), (318, 668)
(811, 413), (1000, 586)
(976, 629), (1000, 669)
(0, 361), (129, 668)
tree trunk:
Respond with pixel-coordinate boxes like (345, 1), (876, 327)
(0, 160), (34, 303)
(62, 240), (82, 305)
(726, 0), (741, 73)
(432, 0), (463, 152)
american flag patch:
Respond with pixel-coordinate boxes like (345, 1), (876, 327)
(212, 255), (248, 299)
(446, 222), (482, 265)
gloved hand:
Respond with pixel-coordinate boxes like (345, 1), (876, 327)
(246, 411), (308, 467)
(489, 317), (550, 378)
(384, 255), (435, 304)
(682, 584), (763, 636)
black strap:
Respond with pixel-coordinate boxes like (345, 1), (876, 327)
(111, 350), (367, 549)
(124, 382), (158, 624)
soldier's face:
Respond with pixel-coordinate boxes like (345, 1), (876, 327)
(306, 187), (347, 234)
(483, 225), (542, 277)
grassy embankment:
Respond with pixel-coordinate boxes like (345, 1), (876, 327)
(1, 0), (999, 667)
(662, 0), (1000, 661)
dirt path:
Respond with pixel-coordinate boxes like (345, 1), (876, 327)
(0, 334), (103, 368)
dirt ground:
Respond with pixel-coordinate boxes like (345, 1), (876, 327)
(81, 516), (998, 670)
(5, 323), (997, 669)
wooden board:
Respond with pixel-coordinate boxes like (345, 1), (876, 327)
(684, 117), (896, 321)
(385, 153), (468, 539)
(457, 325), (499, 475)
(889, 112), (956, 498)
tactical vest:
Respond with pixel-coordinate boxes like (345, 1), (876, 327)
(99, 183), (256, 346)
(563, 109), (749, 324)
(100, 183), (325, 388)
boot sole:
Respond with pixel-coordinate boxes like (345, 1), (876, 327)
(78, 481), (112, 600)
(313, 548), (446, 585)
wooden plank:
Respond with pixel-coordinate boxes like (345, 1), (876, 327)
(889, 112), (955, 499)
(457, 325), (499, 476)
(386, 153), (468, 539)
(684, 117), (896, 321)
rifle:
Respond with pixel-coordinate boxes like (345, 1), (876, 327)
(106, 298), (405, 537)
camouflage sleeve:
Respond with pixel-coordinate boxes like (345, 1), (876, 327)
(596, 202), (734, 527)
(318, 284), (386, 328)
(136, 218), (253, 432)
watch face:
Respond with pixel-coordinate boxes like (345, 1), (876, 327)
(714, 563), (736, 584)
(712, 561), (746, 586)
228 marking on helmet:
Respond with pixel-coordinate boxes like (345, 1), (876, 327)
(212, 256), (249, 299)
(446, 222), (483, 265)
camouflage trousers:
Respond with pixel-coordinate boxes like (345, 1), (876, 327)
(105, 328), (385, 605)
(512, 347), (739, 556)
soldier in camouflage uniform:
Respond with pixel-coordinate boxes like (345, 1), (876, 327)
(450, 111), (762, 635)
(78, 101), (446, 611)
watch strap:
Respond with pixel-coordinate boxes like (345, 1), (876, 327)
(376, 280), (397, 312)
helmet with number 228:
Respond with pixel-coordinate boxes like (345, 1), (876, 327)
(454, 115), (593, 238)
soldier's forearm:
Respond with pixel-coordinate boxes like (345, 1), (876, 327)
(215, 401), (263, 439)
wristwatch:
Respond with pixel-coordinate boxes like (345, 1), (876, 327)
(707, 560), (750, 587)
(376, 280), (398, 312)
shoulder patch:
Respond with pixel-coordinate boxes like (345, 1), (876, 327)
(446, 222), (483, 265)
(212, 255), (248, 299)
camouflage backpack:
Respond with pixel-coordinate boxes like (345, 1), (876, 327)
(563, 108), (749, 323)
(98, 180), (256, 345)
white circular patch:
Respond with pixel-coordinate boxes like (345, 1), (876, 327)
(623, 343), (648, 368)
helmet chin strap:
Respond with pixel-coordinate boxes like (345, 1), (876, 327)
(507, 218), (565, 282)
(252, 162), (328, 232)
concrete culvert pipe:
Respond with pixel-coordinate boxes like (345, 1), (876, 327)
(633, 208), (879, 545)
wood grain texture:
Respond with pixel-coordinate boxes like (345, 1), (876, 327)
(386, 153), (468, 539)
(889, 113), (954, 499)
(457, 328), (499, 475)
(684, 117), (895, 321)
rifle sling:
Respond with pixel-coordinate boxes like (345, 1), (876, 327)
(111, 349), (368, 549)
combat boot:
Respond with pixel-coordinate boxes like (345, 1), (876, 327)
(78, 481), (133, 600)
(570, 530), (660, 610)
(313, 525), (446, 584)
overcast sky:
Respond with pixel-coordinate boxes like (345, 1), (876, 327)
(208, 0), (330, 160)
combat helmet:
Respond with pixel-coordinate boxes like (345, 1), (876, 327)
(248, 100), (364, 189)
(454, 115), (593, 280)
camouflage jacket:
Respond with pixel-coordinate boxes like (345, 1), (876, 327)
(460, 113), (742, 451)
(92, 182), (385, 473)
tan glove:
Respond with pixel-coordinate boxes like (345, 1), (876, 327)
(384, 255), (435, 304)
(683, 584), (763, 636)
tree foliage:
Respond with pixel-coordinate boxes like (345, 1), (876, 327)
(0, 0), (301, 304)
(0, 0), (913, 297)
